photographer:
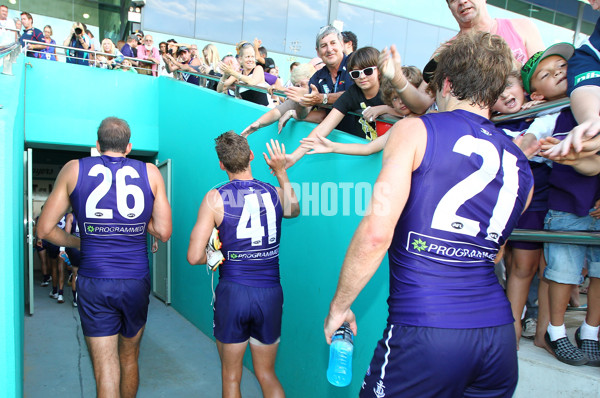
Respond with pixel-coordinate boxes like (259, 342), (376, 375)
(63, 22), (90, 65)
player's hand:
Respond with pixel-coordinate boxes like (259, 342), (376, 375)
(263, 139), (287, 176)
(324, 308), (357, 345)
(241, 121), (260, 137)
(278, 110), (297, 134)
(151, 239), (158, 253)
(300, 134), (334, 154)
(379, 45), (403, 82)
(513, 133), (540, 159)
(300, 84), (321, 107)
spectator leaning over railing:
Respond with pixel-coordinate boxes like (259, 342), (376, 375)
(20, 12), (44, 58)
(120, 35), (138, 67)
(137, 34), (160, 76)
(218, 42), (269, 106)
(157, 41), (173, 77)
(39, 25), (57, 61)
(63, 22), (90, 65)
(200, 43), (222, 90)
(85, 29), (99, 52)
(0, 5), (17, 46)
(166, 45), (202, 85)
(95, 38), (123, 69)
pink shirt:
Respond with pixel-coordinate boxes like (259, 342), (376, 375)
(136, 46), (160, 76)
(495, 19), (528, 65)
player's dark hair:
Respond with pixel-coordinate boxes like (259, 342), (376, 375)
(347, 46), (380, 71)
(215, 131), (251, 173)
(97, 117), (131, 153)
(428, 32), (513, 109)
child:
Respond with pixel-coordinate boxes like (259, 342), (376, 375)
(285, 47), (384, 167)
(522, 43), (600, 367)
(299, 66), (423, 156)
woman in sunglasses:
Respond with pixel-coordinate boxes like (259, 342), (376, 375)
(286, 47), (385, 168)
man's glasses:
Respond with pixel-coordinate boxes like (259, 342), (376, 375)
(349, 66), (377, 80)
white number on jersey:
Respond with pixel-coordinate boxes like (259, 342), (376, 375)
(85, 165), (145, 219)
(236, 193), (277, 246)
(431, 136), (520, 242)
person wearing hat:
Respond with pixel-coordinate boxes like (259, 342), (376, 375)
(520, 43), (600, 367)
(168, 46), (202, 85)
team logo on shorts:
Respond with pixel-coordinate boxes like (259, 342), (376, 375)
(374, 380), (386, 398)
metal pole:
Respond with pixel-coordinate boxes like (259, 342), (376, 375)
(574, 2), (585, 46)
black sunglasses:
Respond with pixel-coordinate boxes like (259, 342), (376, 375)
(349, 66), (376, 79)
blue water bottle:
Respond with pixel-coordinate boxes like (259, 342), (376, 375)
(327, 322), (354, 387)
(60, 252), (71, 266)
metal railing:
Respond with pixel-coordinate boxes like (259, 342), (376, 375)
(491, 97), (571, 123)
(23, 39), (154, 72)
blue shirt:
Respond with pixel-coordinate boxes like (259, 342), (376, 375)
(568, 16), (600, 95)
(19, 27), (44, 58)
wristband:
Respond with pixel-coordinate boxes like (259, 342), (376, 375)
(396, 79), (410, 94)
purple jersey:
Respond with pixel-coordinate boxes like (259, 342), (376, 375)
(388, 110), (533, 328)
(70, 155), (154, 279)
(217, 179), (283, 287)
(66, 213), (81, 267)
(548, 109), (600, 216)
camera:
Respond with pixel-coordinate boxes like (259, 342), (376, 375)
(74, 27), (82, 35)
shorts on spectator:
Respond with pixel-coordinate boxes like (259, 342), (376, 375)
(360, 324), (517, 398)
(76, 275), (150, 338)
(544, 209), (600, 285)
(507, 210), (547, 250)
(213, 279), (283, 345)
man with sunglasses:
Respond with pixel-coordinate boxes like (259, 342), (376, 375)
(284, 25), (355, 134)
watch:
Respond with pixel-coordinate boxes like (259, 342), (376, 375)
(322, 93), (328, 105)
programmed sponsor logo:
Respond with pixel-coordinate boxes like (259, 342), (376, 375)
(406, 231), (497, 263)
(228, 245), (279, 261)
(84, 222), (146, 236)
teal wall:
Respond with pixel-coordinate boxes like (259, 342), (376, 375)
(0, 55), (25, 398)
(4, 56), (390, 397)
(157, 79), (390, 397)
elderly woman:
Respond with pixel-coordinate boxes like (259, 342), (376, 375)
(95, 38), (123, 69)
(39, 25), (57, 61)
(217, 42), (269, 106)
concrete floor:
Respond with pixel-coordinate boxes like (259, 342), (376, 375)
(24, 275), (262, 398)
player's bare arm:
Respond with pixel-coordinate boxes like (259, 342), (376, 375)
(37, 160), (80, 249)
(324, 117), (427, 343)
(187, 189), (224, 265)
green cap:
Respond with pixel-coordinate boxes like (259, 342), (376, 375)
(521, 42), (574, 94)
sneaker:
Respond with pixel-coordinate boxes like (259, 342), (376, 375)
(72, 291), (78, 307)
(49, 291), (58, 299)
(521, 318), (537, 340)
(40, 275), (51, 287)
(57, 294), (65, 304)
(545, 332), (588, 366)
(575, 327), (600, 367)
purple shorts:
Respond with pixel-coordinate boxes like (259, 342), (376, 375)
(360, 324), (517, 398)
(76, 275), (150, 338)
(213, 279), (283, 344)
(507, 210), (547, 250)
(42, 240), (60, 258)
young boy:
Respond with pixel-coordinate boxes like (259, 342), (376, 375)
(521, 43), (600, 366)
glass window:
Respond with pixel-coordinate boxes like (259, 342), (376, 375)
(143, 0), (195, 38)
(404, 19), (442, 72)
(241, 0), (288, 53)
(371, 13), (408, 55)
(194, 0), (243, 45)
(285, 0), (329, 58)
(337, 2), (375, 47)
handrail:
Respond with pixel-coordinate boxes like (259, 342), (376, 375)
(0, 41), (19, 57)
(491, 98), (570, 123)
(2, 27), (20, 33)
(23, 39), (154, 66)
(509, 229), (600, 245)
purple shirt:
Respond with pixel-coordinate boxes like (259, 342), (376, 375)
(387, 110), (533, 328)
(70, 155), (154, 279)
(217, 179), (282, 287)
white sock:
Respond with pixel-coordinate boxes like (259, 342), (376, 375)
(547, 323), (567, 341)
(580, 321), (600, 341)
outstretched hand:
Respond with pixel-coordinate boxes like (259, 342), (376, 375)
(263, 139), (287, 176)
(379, 45), (402, 81)
(278, 110), (297, 134)
(300, 84), (321, 107)
(241, 121), (260, 137)
(300, 134), (334, 154)
(542, 118), (600, 159)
